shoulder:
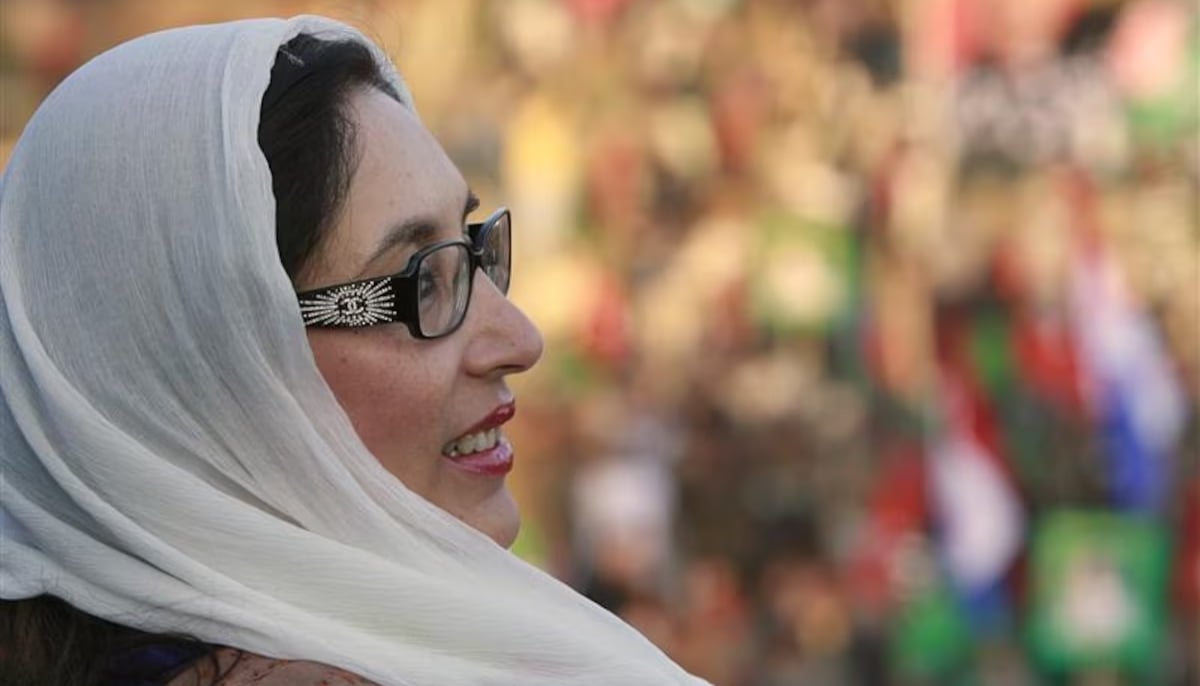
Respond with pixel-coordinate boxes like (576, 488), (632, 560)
(166, 647), (379, 686)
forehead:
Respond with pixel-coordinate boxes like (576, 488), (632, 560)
(310, 88), (467, 282)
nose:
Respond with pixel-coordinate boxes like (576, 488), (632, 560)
(461, 271), (544, 379)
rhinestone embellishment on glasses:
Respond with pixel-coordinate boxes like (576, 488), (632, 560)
(298, 280), (396, 327)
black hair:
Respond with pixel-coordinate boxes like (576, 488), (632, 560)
(259, 32), (401, 281)
(0, 595), (226, 685)
(0, 32), (400, 686)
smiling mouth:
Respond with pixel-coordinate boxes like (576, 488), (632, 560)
(440, 402), (516, 476)
(440, 431), (514, 476)
(442, 427), (503, 458)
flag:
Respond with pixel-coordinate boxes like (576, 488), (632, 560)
(1068, 237), (1187, 512)
(847, 443), (928, 616)
(929, 422), (1024, 594)
(928, 369), (1024, 600)
(1026, 510), (1171, 675)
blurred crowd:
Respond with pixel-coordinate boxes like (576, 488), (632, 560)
(2, 0), (1197, 684)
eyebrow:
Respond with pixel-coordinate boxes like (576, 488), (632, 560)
(355, 190), (481, 278)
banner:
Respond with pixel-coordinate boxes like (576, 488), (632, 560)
(1027, 510), (1170, 675)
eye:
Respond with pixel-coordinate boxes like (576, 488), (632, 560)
(417, 247), (457, 304)
(417, 264), (443, 304)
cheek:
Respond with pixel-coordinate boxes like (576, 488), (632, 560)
(306, 332), (450, 474)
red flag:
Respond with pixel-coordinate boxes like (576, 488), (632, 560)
(847, 443), (928, 615)
(1012, 308), (1086, 414)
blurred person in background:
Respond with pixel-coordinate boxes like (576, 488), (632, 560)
(0, 15), (710, 686)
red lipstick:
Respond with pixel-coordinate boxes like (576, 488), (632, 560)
(441, 401), (517, 477)
(464, 401), (515, 435)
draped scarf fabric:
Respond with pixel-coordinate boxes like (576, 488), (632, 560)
(0, 16), (707, 685)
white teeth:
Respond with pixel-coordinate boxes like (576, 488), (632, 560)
(443, 428), (501, 457)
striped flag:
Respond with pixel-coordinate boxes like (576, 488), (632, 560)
(929, 370), (1024, 595)
(1068, 238), (1186, 512)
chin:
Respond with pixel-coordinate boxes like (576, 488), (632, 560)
(492, 519), (520, 549)
(471, 488), (521, 548)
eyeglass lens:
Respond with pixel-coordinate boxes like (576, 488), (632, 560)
(481, 212), (511, 294)
(417, 243), (471, 337)
(414, 212), (511, 337)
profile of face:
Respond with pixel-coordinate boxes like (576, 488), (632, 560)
(299, 88), (544, 548)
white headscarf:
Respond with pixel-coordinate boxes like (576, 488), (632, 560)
(0, 16), (707, 685)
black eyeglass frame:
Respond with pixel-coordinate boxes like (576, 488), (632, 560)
(295, 207), (511, 339)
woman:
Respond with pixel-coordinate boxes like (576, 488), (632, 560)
(0, 15), (707, 686)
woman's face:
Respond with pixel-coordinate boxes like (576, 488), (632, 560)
(300, 88), (543, 548)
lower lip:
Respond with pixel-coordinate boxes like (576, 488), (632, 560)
(441, 439), (514, 477)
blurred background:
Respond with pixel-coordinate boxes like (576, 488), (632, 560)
(2, 0), (1197, 683)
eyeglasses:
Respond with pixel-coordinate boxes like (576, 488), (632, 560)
(296, 207), (511, 339)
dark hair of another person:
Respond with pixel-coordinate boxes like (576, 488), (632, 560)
(0, 33), (400, 686)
